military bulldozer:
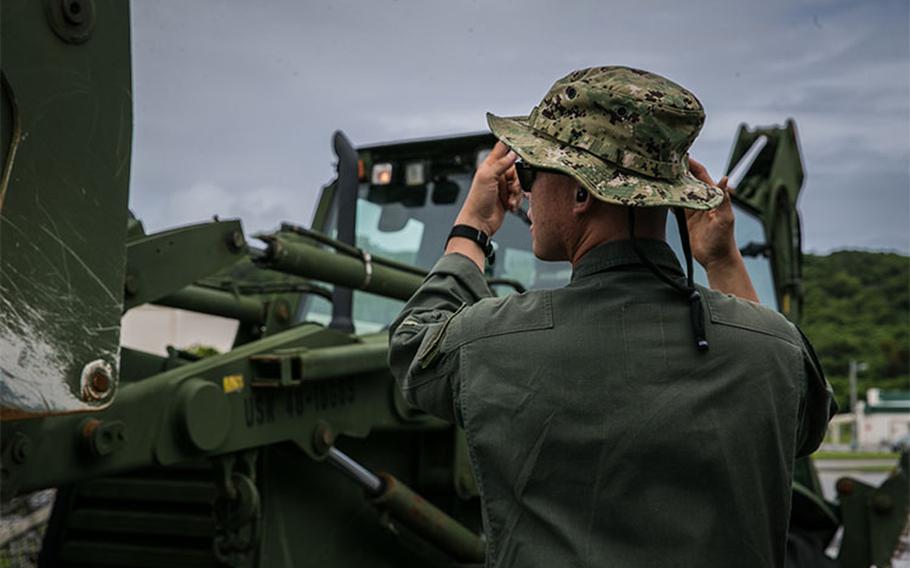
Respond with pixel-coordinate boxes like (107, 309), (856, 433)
(1, 1), (907, 567)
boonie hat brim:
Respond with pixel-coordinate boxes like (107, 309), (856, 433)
(487, 113), (723, 210)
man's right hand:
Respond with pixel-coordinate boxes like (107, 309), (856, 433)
(447, 141), (522, 270)
(686, 158), (738, 270)
(454, 141), (522, 237)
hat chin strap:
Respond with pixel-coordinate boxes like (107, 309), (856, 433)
(628, 208), (709, 352)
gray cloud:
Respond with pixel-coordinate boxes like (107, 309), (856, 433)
(128, 0), (909, 253)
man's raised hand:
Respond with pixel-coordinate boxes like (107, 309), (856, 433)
(454, 141), (521, 237)
(686, 157), (759, 302)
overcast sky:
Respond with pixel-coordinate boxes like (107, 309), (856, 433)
(128, 0), (909, 254)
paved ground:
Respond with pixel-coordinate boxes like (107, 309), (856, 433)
(815, 458), (901, 474)
(814, 457), (898, 501)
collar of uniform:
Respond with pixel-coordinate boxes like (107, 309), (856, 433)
(570, 239), (685, 283)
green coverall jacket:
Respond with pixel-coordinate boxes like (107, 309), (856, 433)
(388, 239), (836, 568)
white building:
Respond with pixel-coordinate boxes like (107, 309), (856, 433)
(825, 388), (910, 450)
(856, 389), (910, 449)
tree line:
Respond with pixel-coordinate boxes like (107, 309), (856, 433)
(801, 251), (909, 411)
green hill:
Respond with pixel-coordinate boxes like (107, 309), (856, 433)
(801, 250), (909, 411)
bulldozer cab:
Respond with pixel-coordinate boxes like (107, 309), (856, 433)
(302, 134), (570, 334)
(300, 133), (782, 333)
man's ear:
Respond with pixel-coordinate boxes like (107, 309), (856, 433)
(572, 185), (593, 216)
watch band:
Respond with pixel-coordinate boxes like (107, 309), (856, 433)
(447, 224), (495, 263)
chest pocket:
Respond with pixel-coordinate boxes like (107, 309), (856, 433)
(441, 290), (555, 353)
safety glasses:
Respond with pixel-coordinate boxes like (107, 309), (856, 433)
(514, 161), (537, 193)
(514, 161), (560, 193)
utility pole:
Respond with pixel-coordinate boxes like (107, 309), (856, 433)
(849, 359), (868, 451)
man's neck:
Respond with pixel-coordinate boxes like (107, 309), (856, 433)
(569, 223), (666, 266)
(570, 232), (620, 266)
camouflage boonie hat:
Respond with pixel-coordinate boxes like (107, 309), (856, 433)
(488, 66), (723, 210)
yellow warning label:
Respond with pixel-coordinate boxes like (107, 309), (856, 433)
(222, 374), (244, 394)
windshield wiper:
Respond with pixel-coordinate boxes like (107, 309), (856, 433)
(740, 242), (771, 258)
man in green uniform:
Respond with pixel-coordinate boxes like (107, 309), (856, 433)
(388, 66), (835, 567)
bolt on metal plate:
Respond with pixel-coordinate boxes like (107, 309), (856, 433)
(80, 359), (114, 402)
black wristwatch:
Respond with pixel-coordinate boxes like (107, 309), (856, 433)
(447, 224), (495, 263)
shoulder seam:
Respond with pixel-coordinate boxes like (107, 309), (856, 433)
(708, 317), (800, 348)
(447, 290), (554, 351)
(704, 294), (800, 348)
